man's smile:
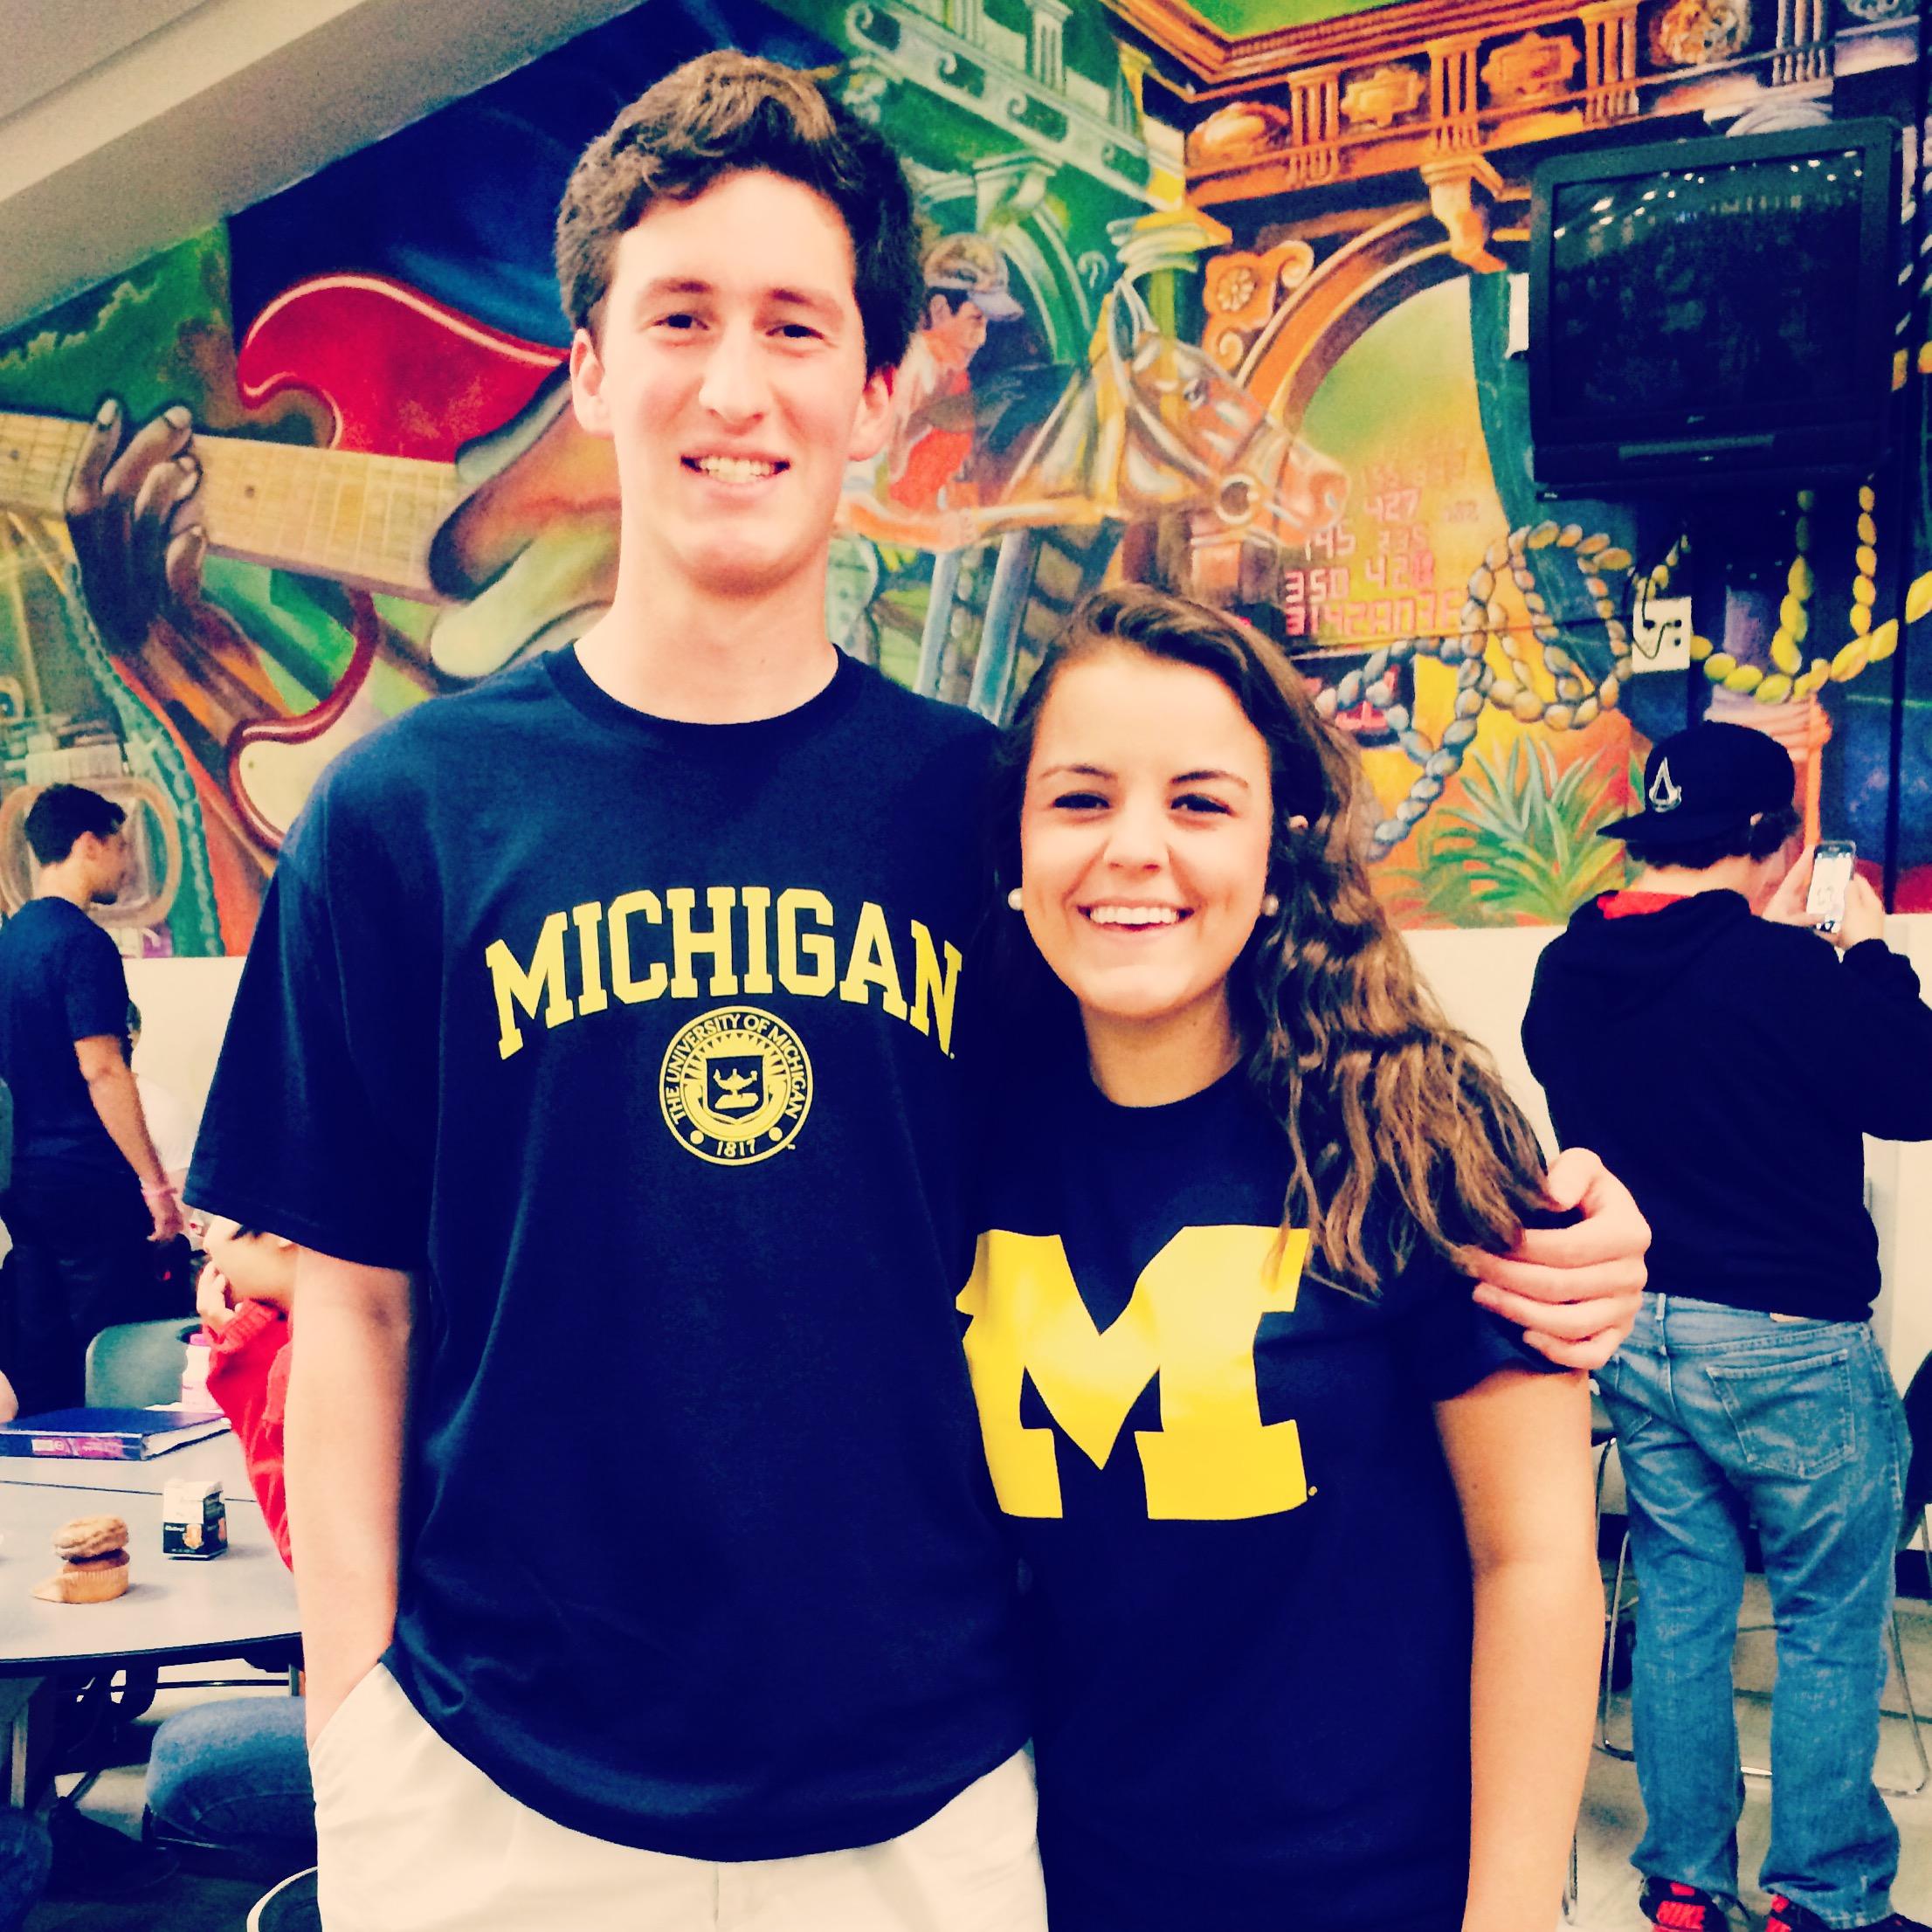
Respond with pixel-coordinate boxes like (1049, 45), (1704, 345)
(684, 453), (789, 484)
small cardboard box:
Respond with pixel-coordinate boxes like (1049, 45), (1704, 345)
(161, 1477), (227, 1559)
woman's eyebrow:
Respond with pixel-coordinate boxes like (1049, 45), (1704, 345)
(1171, 769), (1250, 789)
(1034, 762), (1114, 782)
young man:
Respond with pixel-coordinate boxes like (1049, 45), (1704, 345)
(189, 52), (1646, 1931)
(1523, 722), (1932, 1932)
(0, 784), (183, 1411)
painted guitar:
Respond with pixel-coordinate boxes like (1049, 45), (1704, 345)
(0, 274), (611, 848)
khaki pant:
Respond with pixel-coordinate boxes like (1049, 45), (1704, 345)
(311, 1665), (1046, 1932)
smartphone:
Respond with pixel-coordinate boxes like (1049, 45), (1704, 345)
(1806, 839), (1857, 935)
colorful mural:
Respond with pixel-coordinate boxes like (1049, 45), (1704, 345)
(0, 0), (1924, 954)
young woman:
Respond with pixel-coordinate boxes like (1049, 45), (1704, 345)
(962, 585), (1601, 1932)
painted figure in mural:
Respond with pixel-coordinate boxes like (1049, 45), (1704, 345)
(185, 52), (1645, 1932)
(0, 784), (184, 1412)
(1523, 724), (1932, 1932)
(842, 269), (1349, 562)
(969, 586), (1600, 1932)
(1652, 0), (1752, 67)
(879, 235), (1015, 516)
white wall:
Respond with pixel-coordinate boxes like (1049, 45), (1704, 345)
(124, 953), (243, 1177)
(1408, 914), (1932, 1389)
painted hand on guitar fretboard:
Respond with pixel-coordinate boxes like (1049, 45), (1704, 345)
(60, 398), (440, 858)
(65, 400), (297, 826)
(66, 400), (213, 657)
(1, 274), (593, 866)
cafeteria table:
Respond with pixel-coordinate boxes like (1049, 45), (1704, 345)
(0, 1473), (298, 1804)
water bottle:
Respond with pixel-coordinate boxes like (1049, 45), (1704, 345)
(179, 1334), (211, 1408)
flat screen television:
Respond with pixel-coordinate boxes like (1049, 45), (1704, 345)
(1528, 120), (1900, 494)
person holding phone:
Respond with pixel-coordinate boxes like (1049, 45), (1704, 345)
(1523, 721), (1932, 1932)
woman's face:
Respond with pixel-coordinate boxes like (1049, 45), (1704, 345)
(1018, 648), (1274, 1066)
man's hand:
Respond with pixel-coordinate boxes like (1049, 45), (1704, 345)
(1463, 1149), (1648, 1370)
(287, 1252), (410, 1749)
(1763, 844), (1819, 930)
(1764, 846), (1887, 951)
(65, 399), (209, 652)
(147, 1190), (187, 1243)
(1833, 874), (1887, 951)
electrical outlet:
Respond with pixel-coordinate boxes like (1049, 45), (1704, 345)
(1630, 591), (1692, 673)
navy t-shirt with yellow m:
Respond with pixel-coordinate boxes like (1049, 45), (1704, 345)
(189, 646), (1027, 1858)
(962, 1063), (1556, 1932)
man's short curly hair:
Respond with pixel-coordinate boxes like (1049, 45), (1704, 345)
(554, 52), (923, 376)
(1624, 804), (1803, 872)
(24, 784), (122, 866)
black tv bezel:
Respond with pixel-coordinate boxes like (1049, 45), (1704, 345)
(1528, 118), (1901, 495)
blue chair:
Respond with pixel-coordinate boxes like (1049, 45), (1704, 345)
(83, 1318), (202, 1409)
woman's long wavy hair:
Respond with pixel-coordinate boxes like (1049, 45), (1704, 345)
(986, 584), (1548, 1289)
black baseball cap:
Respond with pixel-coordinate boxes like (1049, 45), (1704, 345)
(1598, 721), (1796, 845)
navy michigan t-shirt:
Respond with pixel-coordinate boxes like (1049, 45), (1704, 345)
(189, 646), (1027, 1858)
(962, 1064), (1554, 1932)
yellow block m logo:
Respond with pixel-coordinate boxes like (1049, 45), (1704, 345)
(956, 1225), (1311, 1521)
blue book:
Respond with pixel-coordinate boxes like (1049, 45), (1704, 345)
(0, 1407), (229, 1460)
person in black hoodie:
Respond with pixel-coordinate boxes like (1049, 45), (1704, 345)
(1524, 721), (1932, 1932)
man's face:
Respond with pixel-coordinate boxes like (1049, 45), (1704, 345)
(82, 828), (133, 905)
(568, 169), (894, 605)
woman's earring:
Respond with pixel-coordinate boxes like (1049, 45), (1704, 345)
(1006, 887), (1024, 912)
(1260, 893), (1280, 918)
(1287, 815), (1309, 832)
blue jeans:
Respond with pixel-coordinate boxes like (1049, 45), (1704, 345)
(145, 1694), (314, 1881)
(1597, 1295), (1908, 1929)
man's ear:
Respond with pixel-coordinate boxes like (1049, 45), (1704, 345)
(1766, 830), (1805, 888)
(847, 363), (896, 466)
(569, 328), (611, 438)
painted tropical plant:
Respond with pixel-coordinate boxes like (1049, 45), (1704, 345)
(1382, 739), (1636, 928)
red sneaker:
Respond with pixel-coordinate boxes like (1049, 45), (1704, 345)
(1639, 1875), (1729, 1932)
(1765, 1895), (1932, 1932)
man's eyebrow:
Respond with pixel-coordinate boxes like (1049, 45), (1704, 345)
(630, 279), (845, 325)
(766, 286), (845, 323)
(635, 278), (714, 302)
